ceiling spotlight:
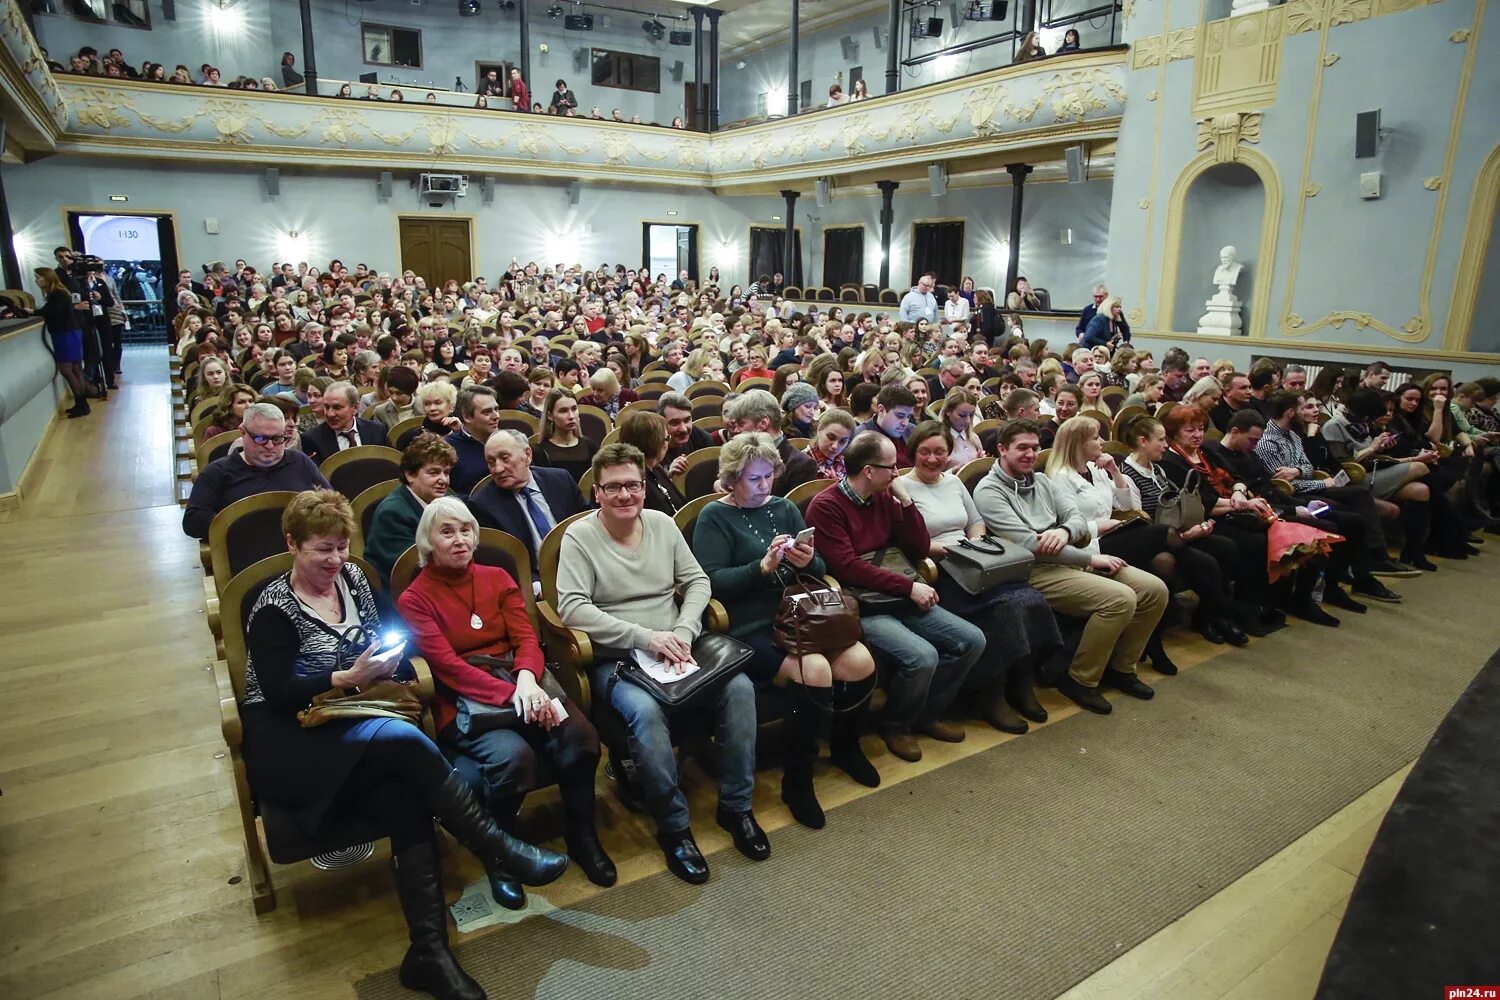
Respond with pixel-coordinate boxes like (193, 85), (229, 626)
(547, 3), (563, 15)
(642, 18), (665, 40)
(459, 0), (480, 15)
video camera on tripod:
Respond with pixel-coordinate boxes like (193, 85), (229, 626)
(63, 253), (106, 277)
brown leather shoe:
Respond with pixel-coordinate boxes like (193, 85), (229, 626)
(883, 731), (922, 762)
(917, 720), (967, 743)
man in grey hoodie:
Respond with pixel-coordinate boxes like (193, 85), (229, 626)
(973, 419), (1168, 714)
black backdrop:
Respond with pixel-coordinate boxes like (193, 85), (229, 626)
(822, 227), (865, 289)
(749, 227), (804, 286)
(909, 221), (964, 288)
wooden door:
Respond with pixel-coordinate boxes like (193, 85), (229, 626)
(684, 82), (700, 129)
(399, 218), (472, 287)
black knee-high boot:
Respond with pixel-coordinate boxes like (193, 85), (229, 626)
(425, 771), (568, 907)
(779, 688), (826, 829)
(1143, 620), (1179, 675)
(1005, 655), (1049, 720)
(828, 679), (880, 788)
(1398, 499), (1435, 570)
(560, 772), (617, 887)
(393, 840), (486, 1000)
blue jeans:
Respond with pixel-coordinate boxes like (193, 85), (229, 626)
(588, 664), (758, 835)
(860, 605), (986, 734)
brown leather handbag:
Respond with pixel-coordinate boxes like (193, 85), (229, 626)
(772, 573), (863, 656)
(298, 679), (424, 728)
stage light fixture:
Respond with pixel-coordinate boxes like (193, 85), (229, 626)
(459, 0), (480, 15)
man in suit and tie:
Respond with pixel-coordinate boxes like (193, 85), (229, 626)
(468, 428), (589, 576)
(301, 381), (388, 465)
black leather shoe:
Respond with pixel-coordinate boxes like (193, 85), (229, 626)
(716, 807), (771, 862)
(1402, 552), (1438, 571)
(1288, 600), (1340, 627)
(566, 833), (618, 888)
(1102, 668), (1155, 700)
(1214, 618), (1250, 645)
(1370, 558), (1422, 577)
(488, 872), (526, 910)
(1197, 617), (1228, 644)
(1056, 675), (1112, 714)
(656, 828), (709, 884)
(1351, 577), (1402, 603)
(1322, 587), (1367, 614)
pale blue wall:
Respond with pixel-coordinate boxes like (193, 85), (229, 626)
(1105, 0), (1500, 359)
(1476, 205), (1500, 354)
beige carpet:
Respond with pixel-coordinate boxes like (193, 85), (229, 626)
(357, 553), (1499, 1000)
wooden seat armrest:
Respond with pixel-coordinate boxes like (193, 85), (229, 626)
(538, 601), (593, 670)
(408, 655), (437, 704)
(200, 543), (212, 572)
(1341, 462), (1367, 483)
(705, 598), (729, 633)
(1112, 509), (1149, 524)
(917, 558), (939, 584)
(824, 575), (842, 592)
(213, 660), (244, 750)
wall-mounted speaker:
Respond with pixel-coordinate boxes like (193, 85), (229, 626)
(872, 26), (885, 50)
(669, 60), (684, 82)
(1064, 144), (1086, 183)
(912, 16), (943, 37)
(928, 163), (947, 197)
(161, 0), (176, 21)
(377, 171), (394, 200)
(668, 30), (693, 46)
(815, 178), (831, 208)
(573, 47), (588, 71)
(840, 35), (858, 61)
(1355, 109), (1381, 159)
(481, 176), (495, 204)
(263, 168), (280, 197)
(564, 13), (593, 30)
(566, 181), (581, 206)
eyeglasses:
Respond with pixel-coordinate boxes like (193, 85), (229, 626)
(865, 463), (897, 472)
(244, 431), (292, 445)
(597, 480), (646, 496)
(1093, 293), (1107, 301)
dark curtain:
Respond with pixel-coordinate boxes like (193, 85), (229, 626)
(749, 226), (803, 286)
(684, 225), (699, 283)
(910, 221), (964, 288)
(823, 227), (864, 289)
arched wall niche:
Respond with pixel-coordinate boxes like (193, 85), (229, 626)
(1158, 148), (1282, 338)
(1446, 144), (1500, 354)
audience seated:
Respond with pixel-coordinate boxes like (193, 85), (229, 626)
(397, 497), (616, 897)
(535, 389), (598, 482)
(301, 382), (389, 465)
(240, 490), (566, 999)
(469, 429), (588, 572)
(721, 390), (818, 496)
(805, 431), (986, 762)
(183, 402), (329, 539)
(443, 386), (502, 495)
(364, 434), (456, 583)
(616, 411), (687, 515)
(855, 385), (918, 467)
(973, 419), (1168, 715)
(556, 444), (763, 884)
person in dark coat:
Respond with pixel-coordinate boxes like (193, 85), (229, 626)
(363, 434), (456, 583)
(467, 429), (589, 573)
(301, 381), (389, 465)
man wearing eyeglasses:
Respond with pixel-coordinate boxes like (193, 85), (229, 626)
(182, 402), (329, 539)
(805, 432), (985, 763)
(1076, 283), (1109, 342)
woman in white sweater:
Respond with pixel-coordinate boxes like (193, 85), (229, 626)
(904, 421), (1062, 732)
(556, 443), (764, 886)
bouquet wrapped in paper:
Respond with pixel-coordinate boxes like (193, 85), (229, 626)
(1266, 517), (1344, 582)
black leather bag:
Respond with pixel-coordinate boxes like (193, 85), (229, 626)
(453, 654), (569, 736)
(614, 631), (754, 709)
(841, 546), (921, 615)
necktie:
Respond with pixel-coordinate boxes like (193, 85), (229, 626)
(342, 430), (358, 449)
(522, 487), (553, 540)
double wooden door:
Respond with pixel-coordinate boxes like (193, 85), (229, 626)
(398, 217), (472, 287)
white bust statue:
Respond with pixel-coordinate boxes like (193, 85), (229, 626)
(1213, 245), (1244, 295)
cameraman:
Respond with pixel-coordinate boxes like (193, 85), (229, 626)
(52, 247), (108, 398)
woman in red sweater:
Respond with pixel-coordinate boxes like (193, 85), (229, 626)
(397, 497), (616, 901)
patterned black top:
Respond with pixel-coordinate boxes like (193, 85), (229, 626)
(243, 563), (384, 710)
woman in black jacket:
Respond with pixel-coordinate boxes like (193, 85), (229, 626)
(34, 267), (93, 417)
(971, 289), (1005, 345)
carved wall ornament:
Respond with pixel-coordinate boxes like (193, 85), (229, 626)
(1042, 68), (1126, 124)
(315, 108), (368, 146)
(1130, 26), (1197, 68)
(1450, 28), (1471, 41)
(1147, 90), (1159, 101)
(259, 119), (312, 140)
(199, 100), (255, 145)
(1138, 198), (1151, 209)
(1195, 111), (1263, 163)
(138, 112), (200, 133)
(1423, 176), (1444, 190)
(1304, 182), (1322, 197)
(1322, 52), (1341, 65)
(1128, 304), (1145, 324)
(71, 89), (133, 131)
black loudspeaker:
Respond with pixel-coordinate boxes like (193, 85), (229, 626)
(873, 26), (885, 49)
(377, 171), (394, 200)
(263, 168), (280, 197)
(567, 181), (581, 206)
(913, 16), (943, 37)
(161, 0), (176, 21)
(482, 176), (495, 204)
(840, 35), (858, 60)
(669, 60), (684, 82)
(1355, 109), (1381, 159)
(669, 30), (692, 45)
(358, 71), (378, 84)
(573, 48), (589, 71)
(990, 0), (1008, 18)
(564, 13), (593, 30)
(1064, 144), (1086, 183)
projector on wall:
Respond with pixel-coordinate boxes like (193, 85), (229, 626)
(419, 174), (469, 205)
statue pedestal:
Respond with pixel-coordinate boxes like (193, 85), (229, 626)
(1196, 292), (1243, 336)
(1231, 0), (1272, 15)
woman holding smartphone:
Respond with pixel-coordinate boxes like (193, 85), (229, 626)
(692, 433), (878, 830)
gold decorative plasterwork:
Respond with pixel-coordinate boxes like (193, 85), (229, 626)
(1423, 176), (1444, 189)
(259, 118), (312, 140)
(198, 99), (255, 145)
(1196, 111), (1263, 163)
(1450, 27), (1471, 40)
(1138, 198), (1151, 208)
(1131, 26), (1197, 69)
(1323, 52), (1341, 65)
(1193, 7), (1285, 114)
(1443, 144), (1500, 351)
(1278, 0), (1483, 343)
(1304, 182), (1322, 197)
(70, 89), (132, 131)
(1042, 68), (1127, 124)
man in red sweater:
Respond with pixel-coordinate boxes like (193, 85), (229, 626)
(805, 431), (986, 762)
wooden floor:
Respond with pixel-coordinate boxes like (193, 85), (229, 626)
(0, 346), (1421, 998)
